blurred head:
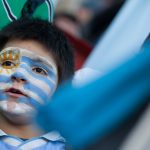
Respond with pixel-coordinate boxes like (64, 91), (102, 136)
(0, 18), (74, 124)
(54, 12), (80, 37)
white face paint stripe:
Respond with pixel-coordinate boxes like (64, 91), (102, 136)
(0, 68), (16, 76)
(21, 88), (44, 104)
(0, 100), (35, 114)
(16, 68), (51, 95)
(47, 76), (57, 85)
(0, 83), (12, 90)
(21, 62), (57, 85)
(20, 48), (57, 73)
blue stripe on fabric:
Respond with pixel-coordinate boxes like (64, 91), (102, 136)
(23, 83), (49, 103)
(21, 56), (57, 81)
(37, 44), (150, 149)
(0, 141), (17, 150)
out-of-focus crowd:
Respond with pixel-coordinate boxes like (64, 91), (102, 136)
(54, 0), (125, 45)
(54, 0), (125, 69)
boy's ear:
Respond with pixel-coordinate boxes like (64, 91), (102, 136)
(0, 0), (54, 29)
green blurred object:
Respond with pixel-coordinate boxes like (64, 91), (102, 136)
(0, 0), (54, 29)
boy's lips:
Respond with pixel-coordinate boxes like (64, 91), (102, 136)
(5, 88), (28, 98)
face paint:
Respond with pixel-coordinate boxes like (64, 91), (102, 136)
(0, 47), (58, 123)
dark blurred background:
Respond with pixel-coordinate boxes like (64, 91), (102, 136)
(54, 0), (125, 69)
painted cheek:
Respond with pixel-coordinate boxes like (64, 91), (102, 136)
(22, 76), (57, 108)
(0, 92), (8, 101)
(0, 67), (14, 91)
(45, 76), (58, 99)
(0, 67), (16, 76)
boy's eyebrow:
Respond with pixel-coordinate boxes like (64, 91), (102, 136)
(32, 57), (53, 69)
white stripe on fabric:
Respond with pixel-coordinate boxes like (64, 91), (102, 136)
(20, 138), (47, 150)
(42, 131), (65, 142)
(45, 0), (51, 22)
(0, 129), (7, 136)
(85, 0), (150, 76)
(120, 104), (150, 150)
(1, 0), (17, 21)
(0, 130), (65, 149)
(45, 0), (54, 22)
(16, 68), (51, 95)
(2, 137), (22, 147)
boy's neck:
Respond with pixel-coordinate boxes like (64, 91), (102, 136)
(0, 113), (44, 139)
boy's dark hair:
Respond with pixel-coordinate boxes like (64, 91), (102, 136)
(0, 18), (74, 84)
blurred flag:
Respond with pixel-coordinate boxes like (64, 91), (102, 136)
(84, 0), (150, 77)
(37, 43), (150, 149)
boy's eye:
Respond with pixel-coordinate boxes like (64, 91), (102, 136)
(1, 60), (16, 69)
(32, 67), (48, 76)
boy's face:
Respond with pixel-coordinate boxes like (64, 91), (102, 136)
(0, 40), (58, 124)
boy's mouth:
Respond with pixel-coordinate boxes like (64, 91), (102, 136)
(5, 88), (28, 98)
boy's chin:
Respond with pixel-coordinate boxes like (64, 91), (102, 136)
(0, 101), (37, 125)
(2, 111), (35, 125)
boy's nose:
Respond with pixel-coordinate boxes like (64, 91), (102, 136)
(11, 73), (27, 84)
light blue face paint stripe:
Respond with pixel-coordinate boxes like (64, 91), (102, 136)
(20, 62), (57, 82)
(24, 84), (49, 103)
(21, 56), (57, 80)
(0, 93), (8, 100)
(19, 97), (41, 109)
(0, 74), (50, 104)
(0, 75), (11, 82)
(0, 75), (10, 100)
(14, 68), (56, 90)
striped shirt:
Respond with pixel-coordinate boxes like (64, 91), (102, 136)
(0, 130), (65, 150)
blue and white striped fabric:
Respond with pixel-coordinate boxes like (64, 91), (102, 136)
(0, 129), (65, 150)
(37, 43), (150, 149)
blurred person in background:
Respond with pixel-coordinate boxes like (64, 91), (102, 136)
(77, 0), (125, 45)
(83, 0), (125, 45)
(54, 12), (81, 38)
(54, 12), (93, 70)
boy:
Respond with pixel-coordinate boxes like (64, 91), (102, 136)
(0, 18), (74, 149)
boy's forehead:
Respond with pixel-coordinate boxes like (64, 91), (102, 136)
(3, 39), (56, 62)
